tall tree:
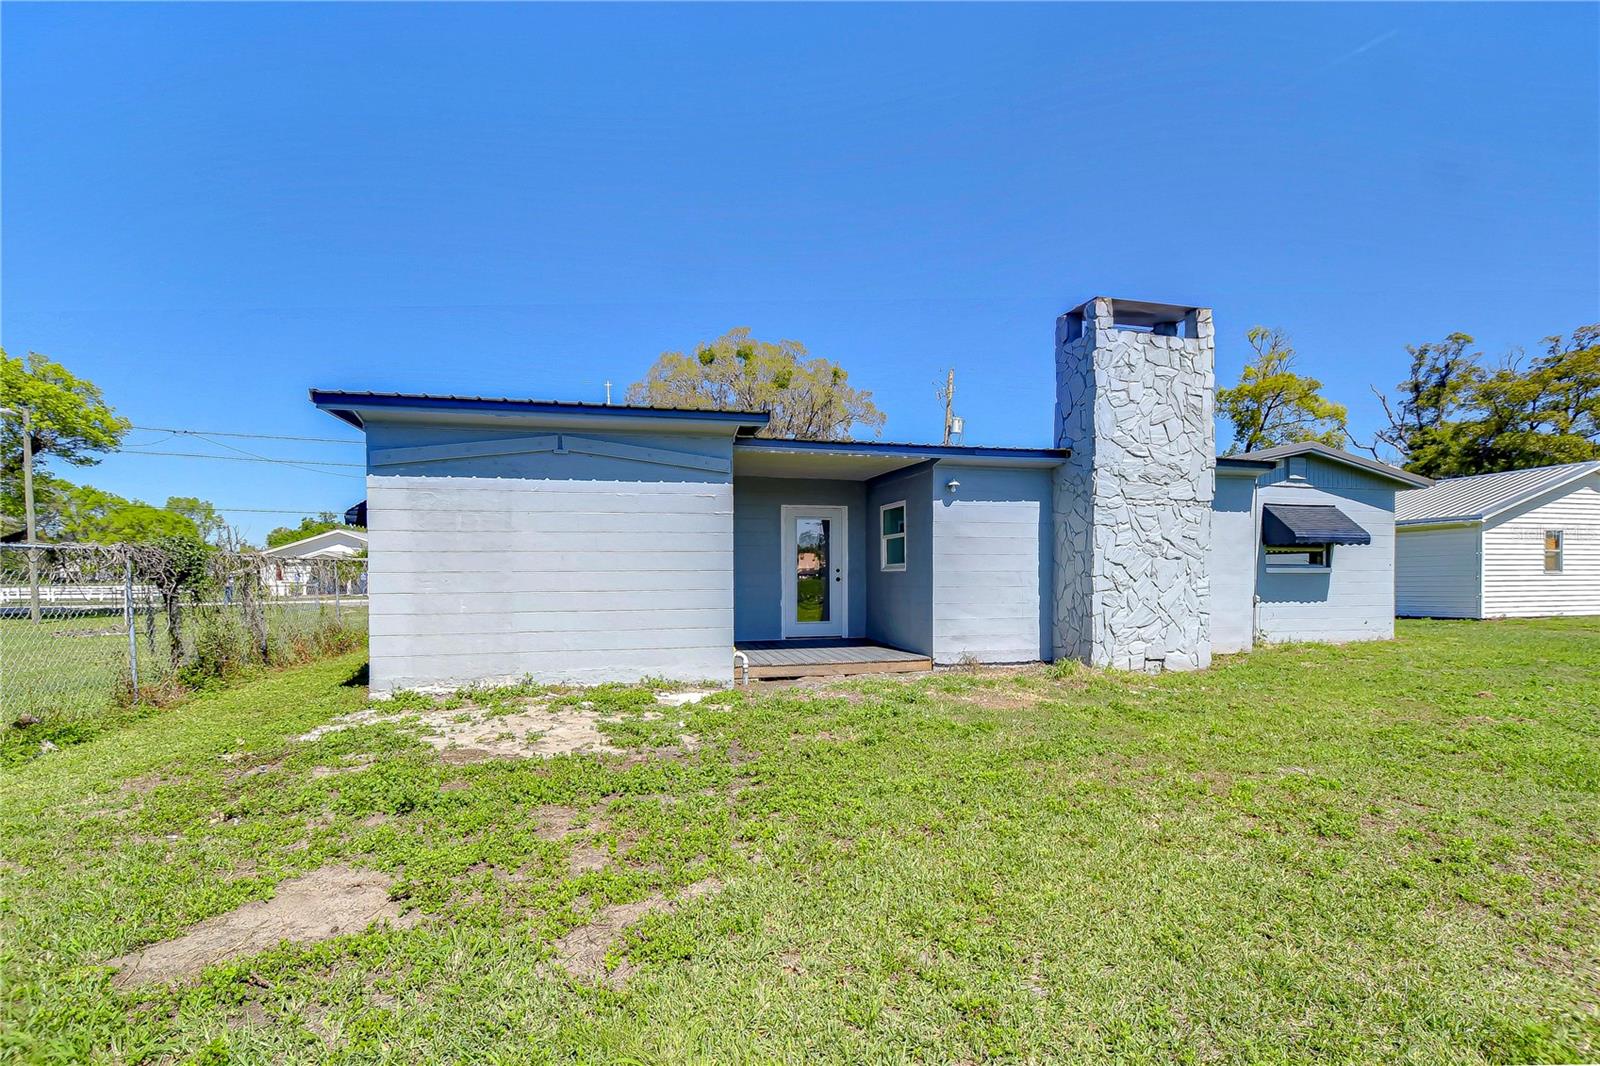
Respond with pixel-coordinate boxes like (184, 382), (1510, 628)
(46, 483), (201, 543)
(0, 350), (131, 520)
(627, 328), (885, 441)
(164, 496), (226, 544)
(1217, 327), (1349, 454)
(1369, 333), (1483, 477)
(1370, 327), (1600, 477)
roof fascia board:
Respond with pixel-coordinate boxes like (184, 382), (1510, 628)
(734, 437), (1068, 464)
(309, 390), (769, 433)
(1236, 442), (1431, 488)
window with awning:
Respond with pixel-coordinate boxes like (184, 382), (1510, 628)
(1260, 503), (1372, 547)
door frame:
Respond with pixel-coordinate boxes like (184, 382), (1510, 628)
(779, 503), (848, 639)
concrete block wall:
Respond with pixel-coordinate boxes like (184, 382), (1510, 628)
(1052, 297), (1216, 671)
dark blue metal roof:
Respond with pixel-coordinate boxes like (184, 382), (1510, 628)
(733, 437), (1069, 463)
(309, 390), (771, 431)
(1262, 502), (1371, 546)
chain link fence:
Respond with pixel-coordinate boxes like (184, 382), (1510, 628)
(0, 542), (367, 724)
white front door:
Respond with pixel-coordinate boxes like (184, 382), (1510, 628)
(780, 504), (847, 638)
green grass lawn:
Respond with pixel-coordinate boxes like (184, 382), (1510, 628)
(2, 618), (1596, 1064)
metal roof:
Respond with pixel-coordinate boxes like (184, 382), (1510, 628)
(1233, 441), (1432, 488)
(1396, 461), (1600, 526)
(733, 437), (1069, 463)
(309, 390), (771, 431)
(1262, 502), (1372, 546)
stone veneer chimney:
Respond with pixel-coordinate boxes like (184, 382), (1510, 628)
(1052, 297), (1215, 671)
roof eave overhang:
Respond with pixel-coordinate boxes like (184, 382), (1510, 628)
(308, 390), (771, 435)
(733, 437), (1069, 466)
(1395, 516), (1484, 530)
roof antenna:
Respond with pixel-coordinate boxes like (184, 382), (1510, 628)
(604, 381), (613, 406)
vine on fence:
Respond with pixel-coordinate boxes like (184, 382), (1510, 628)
(1, 540), (367, 726)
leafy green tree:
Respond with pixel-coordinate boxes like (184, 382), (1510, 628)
(47, 482), (201, 543)
(1, 350), (130, 521)
(1370, 333), (1485, 477)
(1371, 327), (1600, 477)
(164, 496), (226, 544)
(627, 328), (885, 441)
(265, 513), (359, 548)
(1218, 327), (1349, 454)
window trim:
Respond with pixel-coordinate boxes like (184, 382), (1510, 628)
(1264, 543), (1332, 573)
(879, 500), (907, 572)
(1544, 529), (1564, 573)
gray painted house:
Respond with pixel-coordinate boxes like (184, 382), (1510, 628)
(1211, 443), (1430, 650)
(312, 296), (1419, 693)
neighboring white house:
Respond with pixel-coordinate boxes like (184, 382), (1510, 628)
(1395, 460), (1600, 619)
(260, 527), (368, 597)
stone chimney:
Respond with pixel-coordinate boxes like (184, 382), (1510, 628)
(1052, 297), (1215, 671)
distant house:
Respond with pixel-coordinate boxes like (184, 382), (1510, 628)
(1211, 442), (1430, 650)
(260, 527), (368, 597)
(1396, 461), (1600, 619)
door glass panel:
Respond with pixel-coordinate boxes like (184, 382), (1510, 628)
(795, 517), (831, 623)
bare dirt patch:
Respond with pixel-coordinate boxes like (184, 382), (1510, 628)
(548, 878), (722, 986)
(108, 865), (417, 988)
(535, 805), (583, 840)
(962, 689), (1044, 711)
(299, 701), (698, 764)
(567, 843), (610, 875)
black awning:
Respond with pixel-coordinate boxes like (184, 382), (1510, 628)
(1261, 502), (1371, 546)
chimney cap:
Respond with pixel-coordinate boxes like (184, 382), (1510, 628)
(1067, 297), (1205, 329)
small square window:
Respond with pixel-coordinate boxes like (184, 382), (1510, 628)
(1544, 530), (1563, 572)
(880, 502), (907, 572)
(1266, 544), (1330, 570)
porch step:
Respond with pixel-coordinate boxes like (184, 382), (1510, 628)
(733, 640), (933, 680)
(738, 657), (933, 681)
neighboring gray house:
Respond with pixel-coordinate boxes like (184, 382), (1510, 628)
(1211, 442), (1430, 650)
(1396, 461), (1600, 619)
(312, 296), (1418, 693)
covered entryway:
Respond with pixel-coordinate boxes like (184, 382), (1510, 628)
(733, 638), (932, 681)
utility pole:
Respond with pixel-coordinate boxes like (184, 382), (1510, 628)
(939, 369), (956, 446)
(604, 381), (613, 406)
(1, 405), (40, 623)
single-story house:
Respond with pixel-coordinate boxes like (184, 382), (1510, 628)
(309, 295), (1421, 693)
(259, 527), (368, 597)
(1395, 460), (1600, 619)
(1212, 442), (1430, 649)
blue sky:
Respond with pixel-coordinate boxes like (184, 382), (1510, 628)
(4, 2), (1596, 542)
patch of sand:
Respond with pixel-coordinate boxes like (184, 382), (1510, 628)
(299, 702), (698, 764)
(108, 865), (417, 988)
(548, 878), (722, 986)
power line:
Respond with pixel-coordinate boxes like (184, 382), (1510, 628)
(130, 425), (362, 445)
(118, 449), (364, 477)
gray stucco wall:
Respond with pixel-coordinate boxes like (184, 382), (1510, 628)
(1254, 456), (1398, 643)
(362, 417), (736, 691)
(932, 462), (1053, 663)
(732, 476), (868, 641)
(865, 463), (934, 655)
(1209, 471), (1259, 654)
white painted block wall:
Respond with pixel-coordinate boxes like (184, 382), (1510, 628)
(366, 476), (733, 690)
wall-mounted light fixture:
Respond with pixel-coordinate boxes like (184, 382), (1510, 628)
(946, 479), (960, 494)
